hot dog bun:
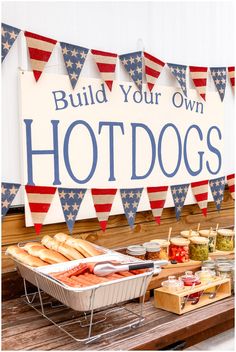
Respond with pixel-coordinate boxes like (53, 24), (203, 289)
(41, 235), (84, 260)
(24, 244), (69, 264)
(6, 245), (48, 267)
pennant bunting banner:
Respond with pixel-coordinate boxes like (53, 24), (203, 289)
(228, 66), (235, 92)
(1, 182), (21, 218)
(210, 67), (227, 102)
(91, 188), (117, 231)
(170, 184), (189, 220)
(189, 66), (208, 101)
(60, 42), (89, 89)
(147, 186), (168, 224)
(25, 185), (56, 234)
(167, 63), (187, 96)
(24, 31), (57, 82)
(191, 180), (209, 216)
(91, 49), (117, 91)
(227, 174), (235, 200)
(58, 188), (86, 233)
(120, 188), (143, 228)
(1, 23), (21, 62)
(119, 51), (143, 90)
(143, 51), (165, 91)
(209, 176), (226, 211)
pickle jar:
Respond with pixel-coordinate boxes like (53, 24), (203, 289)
(180, 271), (201, 301)
(150, 239), (169, 260)
(161, 275), (184, 292)
(201, 260), (216, 276)
(216, 229), (235, 251)
(199, 229), (217, 253)
(126, 245), (146, 260)
(189, 236), (209, 261)
(195, 267), (216, 293)
(169, 237), (190, 263)
(143, 242), (160, 261)
(216, 262), (234, 292)
(180, 230), (199, 239)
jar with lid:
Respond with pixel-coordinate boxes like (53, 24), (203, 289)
(126, 245), (146, 260)
(150, 239), (169, 260)
(216, 229), (235, 251)
(169, 237), (190, 263)
(189, 236), (209, 261)
(143, 242), (160, 260)
(199, 229), (217, 253)
(216, 262), (234, 292)
(180, 271), (202, 301)
(202, 260), (216, 276)
(180, 230), (199, 239)
(195, 267), (216, 293)
(161, 275), (184, 292)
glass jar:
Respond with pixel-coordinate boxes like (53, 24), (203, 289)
(169, 237), (190, 263)
(161, 275), (184, 292)
(180, 230), (199, 239)
(201, 260), (216, 276)
(216, 229), (235, 251)
(199, 229), (217, 253)
(189, 236), (209, 261)
(150, 239), (169, 260)
(126, 245), (146, 260)
(216, 262), (234, 292)
(180, 271), (201, 300)
(143, 242), (160, 260)
(195, 267), (216, 293)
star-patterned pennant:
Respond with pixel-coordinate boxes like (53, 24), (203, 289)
(210, 67), (227, 102)
(119, 51), (143, 91)
(1, 23), (21, 62)
(191, 180), (208, 216)
(1, 182), (21, 218)
(120, 188), (143, 228)
(167, 63), (187, 96)
(91, 189), (117, 231)
(58, 188), (87, 233)
(143, 52), (165, 91)
(170, 184), (189, 220)
(147, 186), (168, 225)
(227, 174), (235, 200)
(25, 185), (56, 234)
(189, 66), (208, 101)
(60, 42), (89, 89)
(209, 176), (226, 211)
(91, 49), (118, 91)
(24, 31), (57, 82)
(228, 66), (235, 93)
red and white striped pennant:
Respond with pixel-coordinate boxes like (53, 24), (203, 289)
(91, 188), (117, 231)
(24, 31), (57, 82)
(147, 186), (168, 224)
(191, 180), (208, 216)
(189, 66), (208, 101)
(25, 185), (56, 234)
(91, 49), (117, 91)
(228, 67), (235, 92)
(227, 174), (235, 199)
(143, 52), (165, 92)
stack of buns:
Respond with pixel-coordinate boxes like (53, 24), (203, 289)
(6, 233), (104, 267)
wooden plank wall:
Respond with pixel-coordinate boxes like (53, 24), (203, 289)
(2, 189), (234, 274)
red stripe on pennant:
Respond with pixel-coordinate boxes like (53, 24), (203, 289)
(91, 189), (117, 195)
(192, 78), (207, 87)
(34, 223), (42, 234)
(150, 200), (165, 209)
(99, 220), (107, 232)
(91, 49), (117, 57)
(191, 180), (208, 188)
(25, 31), (57, 44)
(25, 185), (56, 194)
(145, 65), (160, 78)
(28, 47), (52, 62)
(189, 66), (208, 72)
(194, 193), (208, 202)
(96, 62), (116, 72)
(28, 203), (51, 212)
(33, 70), (42, 81)
(94, 204), (113, 212)
(147, 186), (168, 193)
(227, 174), (235, 180)
(228, 66), (235, 72)
(144, 52), (165, 66)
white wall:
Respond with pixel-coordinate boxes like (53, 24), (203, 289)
(2, 0), (235, 208)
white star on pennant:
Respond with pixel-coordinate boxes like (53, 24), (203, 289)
(76, 61), (82, 69)
(80, 51), (87, 59)
(9, 31), (18, 40)
(129, 191), (134, 198)
(1, 185), (7, 194)
(9, 186), (18, 195)
(121, 191), (127, 198)
(59, 190), (66, 199)
(2, 199), (10, 208)
(68, 191), (75, 198)
(70, 72), (78, 80)
(132, 201), (138, 208)
(136, 191), (142, 198)
(3, 41), (11, 51)
(124, 201), (129, 209)
(62, 46), (69, 55)
(128, 210), (134, 218)
(129, 57), (135, 64)
(63, 203), (70, 211)
(72, 203), (79, 211)
(78, 191), (84, 199)
(172, 188), (177, 195)
(71, 48), (78, 57)
(66, 59), (73, 68)
(67, 212), (74, 221)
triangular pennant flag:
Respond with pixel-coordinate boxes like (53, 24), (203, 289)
(1, 182), (21, 218)
(91, 189), (117, 231)
(25, 185), (56, 234)
(210, 67), (227, 102)
(209, 176), (226, 211)
(189, 66), (208, 101)
(91, 49), (117, 91)
(120, 188), (143, 228)
(143, 52), (165, 91)
(191, 180), (208, 216)
(1, 23), (21, 62)
(60, 42), (89, 89)
(58, 188), (86, 233)
(147, 186), (168, 224)
(170, 184), (189, 220)
(228, 66), (235, 92)
(227, 174), (235, 200)
(167, 63), (187, 96)
(119, 51), (143, 90)
(24, 31), (57, 82)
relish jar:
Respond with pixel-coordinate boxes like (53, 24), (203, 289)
(161, 275), (184, 292)
(150, 239), (169, 260)
(180, 271), (201, 300)
(202, 260), (216, 276)
(180, 230), (199, 239)
(169, 237), (190, 263)
(143, 242), (160, 260)
(126, 245), (146, 260)
(195, 267), (216, 293)
(199, 229), (217, 253)
(216, 229), (235, 251)
(189, 236), (209, 261)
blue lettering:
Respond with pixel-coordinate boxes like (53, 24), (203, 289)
(52, 90), (68, 111)
(172, 92), (183, 108)
(119, 84), (132, 102)
(206, 126), (222, 174)
(184, 125), (204, 176)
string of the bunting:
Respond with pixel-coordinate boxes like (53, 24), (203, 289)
(2, 174), (234, 233)
(1, 22), (234, 100)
